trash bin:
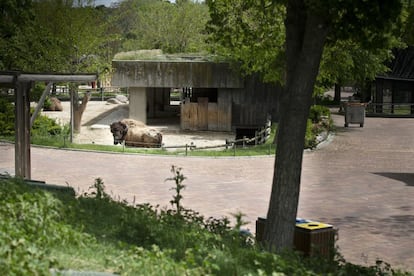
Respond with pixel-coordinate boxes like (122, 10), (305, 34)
(256, 217), (336, 258)
(294, 221), (336, 258)
(344, 102), (366, 127)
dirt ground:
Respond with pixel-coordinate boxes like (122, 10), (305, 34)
(41, 101), (235, 150)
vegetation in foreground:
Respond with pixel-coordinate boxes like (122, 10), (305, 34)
(0, 168), (411, 275)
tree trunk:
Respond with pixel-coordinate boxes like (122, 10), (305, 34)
(334, 83), (341, 104)
(263, 0), (329, 251)
(71, 88), (91, 133)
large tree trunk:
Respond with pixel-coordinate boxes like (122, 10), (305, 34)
(263, 0), (329, 251)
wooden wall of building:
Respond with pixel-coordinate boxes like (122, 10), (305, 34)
(180, 75), (280, 131)
(181, 97), (232, 131)
(219, 75), (281, 128)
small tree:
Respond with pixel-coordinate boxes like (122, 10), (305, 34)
(166, 165), (186, 215)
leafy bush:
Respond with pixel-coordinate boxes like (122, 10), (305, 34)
(309, 105), (330, 123)
(31, 83), (46, 103)
(43, 96), (52, 110)
(0, 97), (67, 138)
(0, 178), (91, 275)
(31, 113), (65, 136)
(0, 97), (15, 136)
(305, 105), (333, 149)
(304, 119), (317, 149)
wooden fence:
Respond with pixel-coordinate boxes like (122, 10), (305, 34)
(180, 97), (231, 131)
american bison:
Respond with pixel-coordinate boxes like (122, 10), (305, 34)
(110, 119), (162, 148)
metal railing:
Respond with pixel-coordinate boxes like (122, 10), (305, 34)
(161, 123), (273, 155)
(365, 103), (414, 116)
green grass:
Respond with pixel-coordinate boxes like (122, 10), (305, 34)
(1, 175), (412, 275)
(1, 125), (277, 157)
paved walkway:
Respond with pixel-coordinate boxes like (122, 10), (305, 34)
(1, 113), (413, 272)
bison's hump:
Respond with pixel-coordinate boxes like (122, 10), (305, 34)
(120, 119), (147, 128)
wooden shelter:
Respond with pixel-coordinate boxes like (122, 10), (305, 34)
(112, 55), (281, 132)
(373, 47), (414, 115)
(0, 71), (97, 179)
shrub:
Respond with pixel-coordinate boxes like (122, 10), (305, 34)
(0, 97), (66, 138)
(0, 97), (15, 136)
(31, 83), (46, 103)
(0, 178), (90, 275)
(305, 105), (333, 149)
(31, 114), (65, 136)
(304, 119), (318, 149)
(309, 104), (330, 123)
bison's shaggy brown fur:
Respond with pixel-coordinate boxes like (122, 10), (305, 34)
(110, 119), (162, 148)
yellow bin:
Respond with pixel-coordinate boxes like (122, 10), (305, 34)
(296, 222), (333, 231)
(294, 221), (336, 258)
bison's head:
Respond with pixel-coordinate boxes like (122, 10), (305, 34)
(110, 121), (128, 145)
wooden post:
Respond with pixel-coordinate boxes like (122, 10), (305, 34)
(30, 82), (52, 128)
(70, 89), (74, 143)
(255, 131), (258, 145)
(15, 81), (32, 179)
(1, 72), (97, 180)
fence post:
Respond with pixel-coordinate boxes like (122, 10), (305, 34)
(255, 131), (258, 146)
(185, 144), (188, 156)
(262, 129), (265, 143)
(243, 136), (246, 148)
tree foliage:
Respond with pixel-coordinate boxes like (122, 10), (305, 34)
(119, 0), (209, 53)
(207, 0), (286, 82)
(0, 0), (113, 73)
(207, 0), (405, 93)
(0, 0), (34, 70)
(400, 1), (414, 44)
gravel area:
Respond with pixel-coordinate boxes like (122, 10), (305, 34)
(41, 101), (235, 150)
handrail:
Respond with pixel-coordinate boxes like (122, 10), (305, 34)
(365, 102), (414, 116)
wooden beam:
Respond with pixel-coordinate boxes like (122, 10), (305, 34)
(0, 72), (97, 84)
(0, 75), (14, 83)
(15, 81), (32, 179)
(30, 82), (53, 128)
(18, 73), (97, 82)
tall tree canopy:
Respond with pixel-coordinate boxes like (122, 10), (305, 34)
(207, 0), (403, 251)
(119, 0), (210, 53)
(0, 0), (34, 70)
(0, 0), (112, 73)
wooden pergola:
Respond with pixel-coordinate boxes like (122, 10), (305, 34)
(0, 71), (97, 179)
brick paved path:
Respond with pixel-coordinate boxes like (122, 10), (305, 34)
(1, 113), (413, 272)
